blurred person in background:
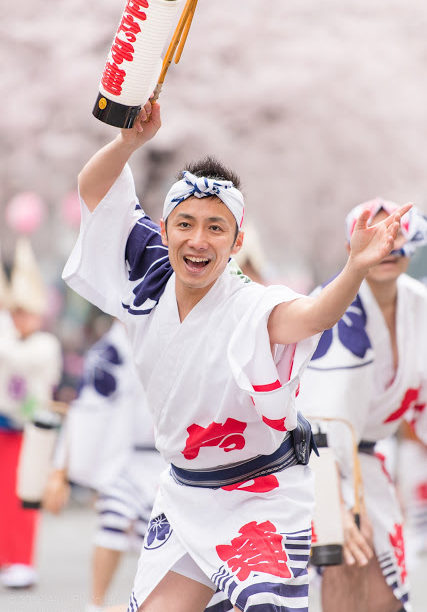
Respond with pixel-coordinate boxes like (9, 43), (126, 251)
(297, 198), (427, 612)
(232, 223), (268, 285)
(62, 100), (409, 612)
(44, 318), (164, 612)
(396, 421), (427, 570)
(0, 239), (62, 588)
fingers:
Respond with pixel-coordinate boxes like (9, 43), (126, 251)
(133, 99), (161, 133)
(343, 511), (374, 567)
(383, 202), (413, 228)
(398, 202), (413, 217)
(344, 534), (373, 567)
(150, 100), (161, 125)
(354, 209), (371, 231)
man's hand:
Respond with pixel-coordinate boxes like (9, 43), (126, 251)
(342, 506), (374, 567)
(348, 204), (412, 273)
(118, 97), (162, 151)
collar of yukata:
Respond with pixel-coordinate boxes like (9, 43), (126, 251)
(345, 197), (427, 257)
(162, 171), (245, 228)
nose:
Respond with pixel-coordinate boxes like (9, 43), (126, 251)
(187, 226), (208, 250)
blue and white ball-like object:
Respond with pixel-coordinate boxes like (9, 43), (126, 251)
(93, 0), (182, 128)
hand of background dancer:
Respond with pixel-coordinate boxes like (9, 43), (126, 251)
(348, 203), (412, 273)
(42, 469), (70, 514)
(342, 506), (374, 567)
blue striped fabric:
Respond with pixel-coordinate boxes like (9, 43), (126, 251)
(377, 550), (410, 609)
(207, 527), (311, 612)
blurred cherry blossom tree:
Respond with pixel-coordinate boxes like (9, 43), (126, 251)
(1, 0), (427, 287)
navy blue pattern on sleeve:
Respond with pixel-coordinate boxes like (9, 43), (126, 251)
(311, 289), (371, 361)
(122, 215), (173, 316)
(81, 339), (123, 399)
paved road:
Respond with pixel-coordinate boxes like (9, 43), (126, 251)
(0, 500), (426, 611)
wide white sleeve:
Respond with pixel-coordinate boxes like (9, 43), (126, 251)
(62, 164), (142, 318)
(228, 284), (320, 431)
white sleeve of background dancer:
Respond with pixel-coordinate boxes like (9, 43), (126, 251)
(62, 164), (142, 319)
(297, 358), (374, 494)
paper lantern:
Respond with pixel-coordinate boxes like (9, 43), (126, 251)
(93, 0), (183, 128)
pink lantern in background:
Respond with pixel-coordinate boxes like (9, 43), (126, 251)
(61, 191), (81, 229)
(5, 192), (45, 234)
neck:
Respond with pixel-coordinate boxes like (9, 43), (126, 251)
(175, 280), (216, 322)
(366, 278), (398, 313)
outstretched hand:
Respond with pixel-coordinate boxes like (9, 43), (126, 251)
(349, 203), (412, 272)
(119, 97), (161, 149)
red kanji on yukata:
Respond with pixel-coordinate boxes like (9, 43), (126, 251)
(221, 475), (279, 493)
(182, 418), (247, 460)
(384, 387), (421, 424)
(375, 452), (393, 484)
(416, 483), (427, 502)
(216, 520), (291, 581)
(389, 523), (407, 584)
(311, 521), (318, 544)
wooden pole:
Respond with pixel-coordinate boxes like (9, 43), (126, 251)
(152, 0), (199, 101)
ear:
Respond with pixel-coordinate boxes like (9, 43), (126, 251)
(231, 230), (244, 255)
(160, 219), (168, 246)
(345, 241), (350, 255)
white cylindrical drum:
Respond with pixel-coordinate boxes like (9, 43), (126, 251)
(93, 0), (182, 128)
(310, 432), (344, 565)
(17, 415), (60, 509)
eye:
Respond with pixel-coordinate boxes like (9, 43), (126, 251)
(210, 225), (223, 232)
(178, 221), (191, 228)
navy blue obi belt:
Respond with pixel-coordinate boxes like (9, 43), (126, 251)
(170, 412), (318, 489)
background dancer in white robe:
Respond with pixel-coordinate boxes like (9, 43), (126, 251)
(44, 319), (164, 612)
(396, 421), (427, 572)
(297, 197), (427, 612)
(0, 239), (62, 589)
(63, 101), (410, 612)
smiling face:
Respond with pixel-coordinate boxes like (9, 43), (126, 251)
(365, 209), (410, 284)
(160, 195), (243, 300)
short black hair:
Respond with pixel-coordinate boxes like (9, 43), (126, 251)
(177, 155), (241, 191)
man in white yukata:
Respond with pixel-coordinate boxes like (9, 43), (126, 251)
(63, 100), (410, 612)
(297, 198), (427, 612)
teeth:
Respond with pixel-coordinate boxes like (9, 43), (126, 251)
(186, 256), (209, 263)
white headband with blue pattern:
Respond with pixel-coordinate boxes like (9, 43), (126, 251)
(163, 171), (245, 228)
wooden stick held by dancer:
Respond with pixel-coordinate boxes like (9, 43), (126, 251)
(152, 0), (199, 102)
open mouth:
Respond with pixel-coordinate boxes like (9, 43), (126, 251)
(183, 256), (211, 272)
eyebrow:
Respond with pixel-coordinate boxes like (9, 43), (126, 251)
(175, 213), (229, 224)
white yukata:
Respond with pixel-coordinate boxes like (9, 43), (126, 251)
(54, 320), (164, 552)
(297, 276), (427, 612)
(63, 165), (319, 612)
(396, 437), (427, 569)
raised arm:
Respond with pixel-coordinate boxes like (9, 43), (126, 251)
(78, 100), (161, 212)
(268, 204), (412, 345)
